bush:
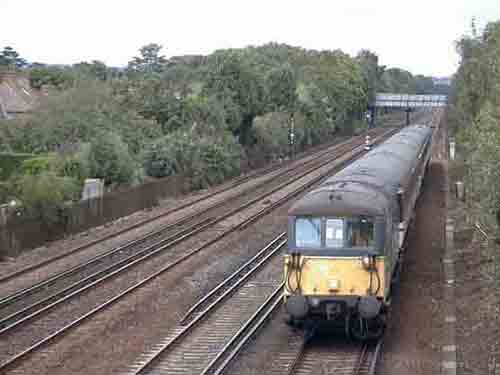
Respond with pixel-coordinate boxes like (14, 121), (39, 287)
(0, 152), (35, 180)
(57, 149), (90, 187)
(191, 137), (242, 188)
(143, 131), (242, 188)
(352, 119), (368, 135)
(86, 130), (136, 186)
(0, 182), (12, 204)
(14, 172), (80, 222)
(20, 154), (59, 175)
(253, 112), (306, 160)
(0, 80), (161, 155)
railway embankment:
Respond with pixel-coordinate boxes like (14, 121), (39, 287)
(447, 134), (500, 374)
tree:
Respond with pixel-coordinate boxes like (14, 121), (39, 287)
(265, 64), (297, 112)
(29, 66), (75, 89)
(451, 19), (500, 229)
(14, 171), (79, 223)
(3, 80), (161, 154)
(413, 75), (436, 94)
(73, 60), (109, 81)
(203, 51), (266, 145)
(0, 46), (27, 69)
(86, 130), (137, 186)
(128, 43), (167, 74)
(142, 130), (241, 188)
(356, 50), (379, 104)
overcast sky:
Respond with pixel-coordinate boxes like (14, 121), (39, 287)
(1, 0), (500, 77)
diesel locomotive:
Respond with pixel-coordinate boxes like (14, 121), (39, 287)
(284, 124), (434, 339)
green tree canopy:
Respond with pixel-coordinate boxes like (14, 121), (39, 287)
(0, 46), (27, 69)
(128, 43), (167, 74)
(203, 51), (266, 144)
(265, 63), (297, 112)
(451, 19), (500, 228)
(356, 49), (379, 103)
(86, 130), (137, 185)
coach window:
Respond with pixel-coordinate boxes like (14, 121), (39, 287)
(295, 218), (321, 248)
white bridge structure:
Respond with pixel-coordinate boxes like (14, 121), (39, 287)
(369, 93), (448, 127)
(374, 93), (447, 108)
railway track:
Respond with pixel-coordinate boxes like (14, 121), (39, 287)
(126, 234), (286, 375)
(205, 309), (383, 375)
(285, 337), (383, 375)
(216, 322), (383, 375)
(0, 128), (381, 289)
(0, 128), (397, 372)
(0, 128), (388, 320)
(0, 129), (384, 302)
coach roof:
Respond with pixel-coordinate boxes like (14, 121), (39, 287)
(288, 125), (433, 217)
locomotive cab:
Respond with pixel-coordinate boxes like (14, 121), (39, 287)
(284, 183), (391, 339)
(284, 213), (388, 339)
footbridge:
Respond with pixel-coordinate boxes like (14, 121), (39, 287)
(369, 93), (447, 127)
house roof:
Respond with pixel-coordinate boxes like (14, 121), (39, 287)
(0, 72), (42, 115)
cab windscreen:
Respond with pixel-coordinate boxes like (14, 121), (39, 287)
(295, 216), (375, 249)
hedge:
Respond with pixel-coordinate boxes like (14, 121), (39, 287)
(0, 152), (36, 180)
(0, 182), (10, 203)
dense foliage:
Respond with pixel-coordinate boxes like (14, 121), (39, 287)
(12, 172), (80, 222)
(0, 43), (441, 214)
(85, 130), (139, 186)
(450, 20), (500, 228)
(142, 131), (242, 188)
(0, 46), (27, 69)
(0, 81), (160, 155)
(0, 152), (35, 180)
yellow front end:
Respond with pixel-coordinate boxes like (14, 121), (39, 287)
(284, 255), (386, 299)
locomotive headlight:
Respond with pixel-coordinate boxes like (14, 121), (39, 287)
(361, 256), (375, 270)
(329, 279), (340, 290)
(309, 297), (320, 307)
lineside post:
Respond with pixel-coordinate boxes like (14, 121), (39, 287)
(405, 108), (411, 126)
(289, 112), (295, 159)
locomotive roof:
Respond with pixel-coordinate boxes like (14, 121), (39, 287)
(289, 183), (388, 216)
(289, 124), (433, 217)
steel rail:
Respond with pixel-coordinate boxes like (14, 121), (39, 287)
(0, 218), (219, 333)
(0, 216), (215, 308)
(0, 129), (389, 315)
(368, 339), (384, 375)
(0, 130), (372, 284)
(474, 222), (490, 241)
(200, 286), (284, 375)
(286, 332), (312, 375)
(0, 233), (284, 371)
(180, 232), (287, 324)
(129, 273), (286, 373)
(0, 129), (395, 371)
(354, 343), (369, 375)
(0, 177), (294, 371)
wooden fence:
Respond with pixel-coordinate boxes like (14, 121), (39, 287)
(0, 175), (189, 257)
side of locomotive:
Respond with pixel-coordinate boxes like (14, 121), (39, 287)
(284, 124), (434, 339)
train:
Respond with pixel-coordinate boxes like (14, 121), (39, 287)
(283, 124), (434, 339)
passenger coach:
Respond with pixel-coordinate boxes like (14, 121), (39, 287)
(284, 124), (433, 339)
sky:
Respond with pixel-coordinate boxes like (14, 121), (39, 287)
(1, 0), (500, 77)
